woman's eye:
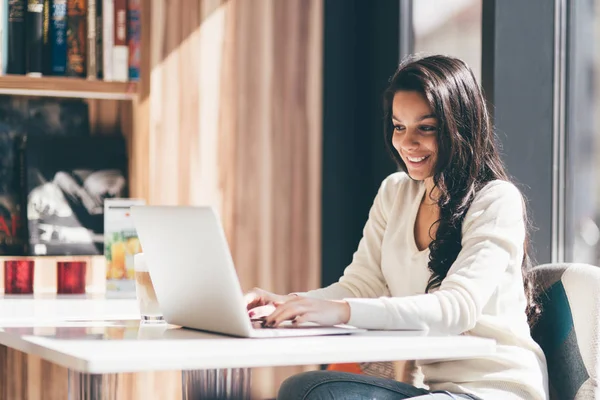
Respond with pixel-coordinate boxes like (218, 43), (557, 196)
(393, 125), (404, 132)
(420, 125), (437, 133)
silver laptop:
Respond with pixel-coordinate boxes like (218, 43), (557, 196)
(130, 206), (364, 338)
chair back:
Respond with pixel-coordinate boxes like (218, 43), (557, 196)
(530, 263), (600, 400)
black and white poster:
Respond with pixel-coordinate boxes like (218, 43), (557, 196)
(21, 135), (128, 256)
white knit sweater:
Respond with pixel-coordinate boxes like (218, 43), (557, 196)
(303, 172), (549, 400)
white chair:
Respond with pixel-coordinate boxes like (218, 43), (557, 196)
(530, 263), (600, 400)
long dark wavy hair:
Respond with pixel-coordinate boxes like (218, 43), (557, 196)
(383, 55), (540, 323)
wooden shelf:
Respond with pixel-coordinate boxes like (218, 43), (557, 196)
(0, 75), (138, 100)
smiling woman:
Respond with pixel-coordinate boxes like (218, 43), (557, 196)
(381, 55), (519, 294)
(246, 54), (549, 400)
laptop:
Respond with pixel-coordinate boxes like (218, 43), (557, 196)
(130, 206), (365, 338)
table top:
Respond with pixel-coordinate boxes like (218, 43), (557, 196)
(0, 296), (497, 374)
(0, 293), (139, 325)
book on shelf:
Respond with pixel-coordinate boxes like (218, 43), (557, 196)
(0, 0), (138, 81)
(94, 0), (100, 78)
(85, 0), (94, 79)
(1, 0), (7, 74)
(100, 0), (111, 80)
(126, 0), (138, 81)
(42, 0), (51, 75)
(0, 96), (89, 255)
(7, 0), (26, 74)
(65, 0), (85, 77)
(26, 0), (44, 76)
(19, 134), (128, 256)
(111, 0), (125, 81)
(49, 0), (67, 75)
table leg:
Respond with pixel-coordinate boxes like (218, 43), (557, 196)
(68, 370), (118, 400)
(182, 368), (251, 400)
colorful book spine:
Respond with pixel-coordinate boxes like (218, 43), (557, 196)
(42, 0), (51, 74)
(126, 0), (139, 81)
(50, 0), (67, 75)
(7, 0), (26, 74)
(112, 0), (126, 81)
(0, 0), (7, 74)
(65, 0), (86, 77)
(101, 0), (112, 80)
(86, 0), (95, 78)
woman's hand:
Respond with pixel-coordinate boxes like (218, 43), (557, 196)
(244, 287), (294, 311)
(263, 296), (351, 328)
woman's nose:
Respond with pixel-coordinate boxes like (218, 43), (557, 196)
(399, 129), (418, 151)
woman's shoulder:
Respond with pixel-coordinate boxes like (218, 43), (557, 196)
(380, 171), (410, 188)
(474, 179), (524, 204)
(466, 179), (525, 223)
(461, 179), (527, 249)
(379, 171), (421, 200)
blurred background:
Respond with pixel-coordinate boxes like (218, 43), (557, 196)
(1, 0), (599, 398)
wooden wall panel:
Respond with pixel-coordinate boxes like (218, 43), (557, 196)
(128, 0), (152, 202)
(226, 0), (323, 309)
(228, 1), (323, 397)
(218, 0), (239, 250)
(26, 354), (69, 400)
(87, 99), (121, 136)
(0, 344), (27, 400)
(0, 346), (181, 400)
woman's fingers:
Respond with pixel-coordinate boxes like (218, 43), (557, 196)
(291, 314), (310, 326)
(255, 298), (348, 328)
(264, 305), (297, 327)
(248, 304), (276, 319)
(251, 320), (265, 329)
(265, 299), (312, 327)
(243, 290), (263, 310)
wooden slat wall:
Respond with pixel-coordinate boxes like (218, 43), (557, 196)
(0, 345), (182, 400)
(129, 0), (152, 202)
(228, 1), (323, 397)
(141, 1), (324, 397)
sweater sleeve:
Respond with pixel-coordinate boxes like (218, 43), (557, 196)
(345, 181), (526, 333)
(299, 174), (402, 301)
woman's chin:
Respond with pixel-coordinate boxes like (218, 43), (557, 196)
(406, 171), (427, 181)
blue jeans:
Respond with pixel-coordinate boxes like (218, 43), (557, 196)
(277, 371), (482, 400)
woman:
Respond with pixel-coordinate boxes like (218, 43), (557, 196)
(246, 55), (549, 400)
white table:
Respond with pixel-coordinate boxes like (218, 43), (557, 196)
(0, 296), (497, 399)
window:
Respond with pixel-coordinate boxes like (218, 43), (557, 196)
(413, 0), (482, 82)
(565, 1), (600, 266)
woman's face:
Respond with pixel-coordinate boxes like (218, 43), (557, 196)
(391, 91), (438, 182)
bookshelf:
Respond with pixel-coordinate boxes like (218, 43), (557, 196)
(0, 0), (149, 286)
(0, 75), (139, 100)
(0, 3), (177, 399)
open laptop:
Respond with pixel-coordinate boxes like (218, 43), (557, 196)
(130, 206), (365, 338)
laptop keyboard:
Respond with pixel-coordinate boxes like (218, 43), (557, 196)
(249, 320), (357, 337)
(251, 326), (354, 337)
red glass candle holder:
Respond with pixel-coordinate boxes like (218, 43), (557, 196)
(57, 261), (87, 294)
(4, 260), (35, 294)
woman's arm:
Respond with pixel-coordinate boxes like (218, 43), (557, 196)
(343, 180), (525, 333)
